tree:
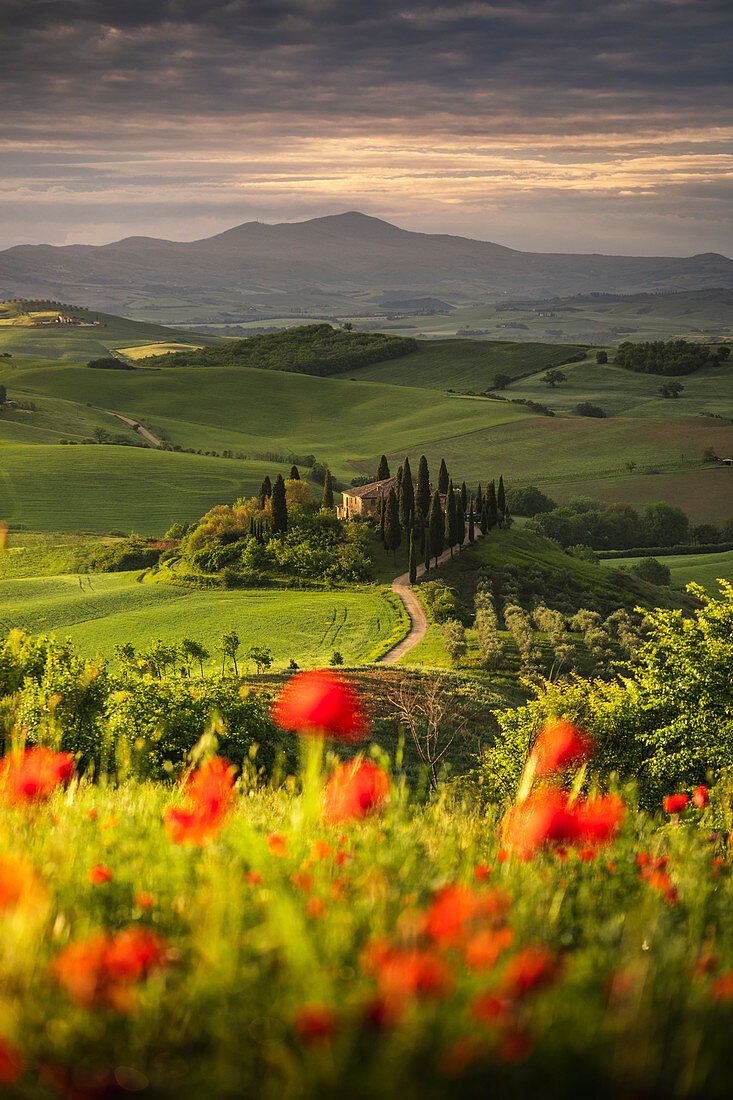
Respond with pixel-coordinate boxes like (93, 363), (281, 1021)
(416, 455), (431, 523)
(180, 638), (210, 679)
(428, 490), (444, 566)
(246, 645), (273, 675)
(438, 459), (449, 495)
(322, 468), (334, 509)
(468, 495), (475, 543)
(377, 454), (390, 480)
(596, 351), (608, 364)
(408, 528), (417, 585)
(289, 464), (300, 480)
(506, 486), (557, 516)
(218, 630), (241, 676)
(442, 619), (467, 665)
(542, 369), (566, 387)
(399, 456), (414, 532)
(460, 482), (468, 512)
(456, 496), (465, 550)
(444, 482), (456, 558)
(486, 481), (498, 529)
(0, 384), (6, 405)
(270, 474), (288, 535)
(258, 475), (272, 510)
(379, 493), (386, 547)
(659, 380), (684, 399)
(497, 476), (506, 524)
(493, 373), (511, 390)
(641, 502), (690, 546)
(475, 483), (483, 514)
(384, 487), (401, 562)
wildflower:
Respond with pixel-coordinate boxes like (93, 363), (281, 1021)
(422, 884), (478, 947)
(306, 897), (324, 919)
(710, 973), (733, 1001)
(246, 870), (263, 886)
(272, 670), (367, 742)
(375, 947), (454, 1004)
(574, 795), (625, 843)
(502, 946), (563, 997)
(0, 1037), (23, 1086)
(472, 991), (511, 1025)
(528, 719), (594, 776)
(293, 1003), (337, 1044)
(267, 832), (288, 857)
(438, 1037), (484, 1077)
(311, 840), (332, 861)
(0, 747), (74, 804)
(502, 789), (579, 855)
(464, 927), (514, 972)
(474, 863), (492, 881)
(693, 785), (709, 809)
(163, 757), (235, 846)
(54, 927), (169, 1011)
(322, 760), (390, 824)
(135, 892), (155, 910)
(0, 855), (44, 911)
(89, 864), (113, 885)
(663, 793), (689, 814)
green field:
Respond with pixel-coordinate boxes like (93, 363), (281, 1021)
(0, 301), (221, 361)
(611, 550), (733, 591)
(0, 571), (400, 668)
(552, 466), (733, 526)
(339, 338), (584, 391)
(0, 445), (293, 534)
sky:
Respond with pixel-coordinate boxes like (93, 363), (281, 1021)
(1, 0), (732, 256)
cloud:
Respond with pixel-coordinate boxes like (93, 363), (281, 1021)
(0, 0), (731, 253)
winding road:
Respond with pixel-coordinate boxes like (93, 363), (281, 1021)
(379, 526), (481, 665)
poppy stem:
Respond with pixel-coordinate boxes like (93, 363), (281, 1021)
(300, 731), (325, 826)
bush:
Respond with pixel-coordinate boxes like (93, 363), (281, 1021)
(506, 485), (557, 516)
(575, 402), (607, 418)
(628, 557), (671, 586)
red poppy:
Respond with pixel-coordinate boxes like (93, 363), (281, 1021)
(267, 832), (288, 857)
(0, 747), (75, 804)
(502, 789), (580, 855)
(272, 670), (367, 742)
(163, 756), (235, 846)
(89, 865), (113, 885)
(322, 760), (390, 824)
(375, 947), (453, 1003)
(502, 946), (563, 998)
(422, 883), (478, 946)
(293, 1003), (337, 1044)
(710, 973), (733, 1001)
(471, 991), (511, 1025)
(693, 785), (709, 809)
(528, 720), (594, 776)
(574, 795), (625, 842)
(54, 927), (169, 1011)
(135, 892), (155, 910)
(0, 1037), (23, 1085)
(464, 927), (514, 972)
(663, 793), (689, 814)
(0, 855), (44, 911)
(311, 840), (332, 861)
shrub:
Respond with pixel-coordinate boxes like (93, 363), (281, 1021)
(629, 557), (671, 586)
(506, 485), (557, 516)
(575, 402), (607, 418)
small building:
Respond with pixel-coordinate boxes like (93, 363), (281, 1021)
(337, 477), (397, 520)
(721, 458), (733, 466)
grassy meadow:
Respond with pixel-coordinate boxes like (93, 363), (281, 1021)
(0, 569), (402, 669)
(611, 548), (733, 591)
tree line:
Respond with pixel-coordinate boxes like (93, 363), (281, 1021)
(614, 339), (729, 377)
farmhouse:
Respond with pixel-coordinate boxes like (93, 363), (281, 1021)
(337, 476), (397, 520)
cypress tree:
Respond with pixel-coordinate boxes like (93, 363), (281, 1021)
(460, 481), (468, 512)
(384, 487), (401, 562)
(396, 464), (404, 519)
(270, 474), (288, 535)
(322, 468), (334, 509)
(289, 465), (300, 480)
(438, 458), (449, 495)
(258, 475), (272, 510)
(399, 456), (414, 533)
(408, 528), (417, 585)
(480, 500), (490, 536)
(377, 454), (390, 481)
(444, 481), (454, 558)
(497, 475), (506, 524)
(417, 517), (425, 558)
(380, 493), (386, 547)
(468, 495), (475, 543)
(416, 455), (431, 523)
(424, 538), (431, 575)
(475, 482), (483, 514)
(456, 495), (465, 551)
(428, 490), (444, 567)
(487, 480), (498, 529)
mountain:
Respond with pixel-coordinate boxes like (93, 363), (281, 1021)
(1, 211), (732, 323)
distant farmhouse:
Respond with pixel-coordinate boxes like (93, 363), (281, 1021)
(337, 476), (397, 520)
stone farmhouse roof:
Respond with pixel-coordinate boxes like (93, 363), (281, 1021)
(343, 476), (397, 499)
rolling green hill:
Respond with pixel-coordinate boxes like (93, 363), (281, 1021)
(0, 570), (400, 669)
(0, 300), (222, 361)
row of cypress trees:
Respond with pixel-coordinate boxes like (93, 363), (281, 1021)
(256, 465), (336, 539)
(375, 454), (509, 581)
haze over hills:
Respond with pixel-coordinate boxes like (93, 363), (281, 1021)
(1, 212), (732, 324)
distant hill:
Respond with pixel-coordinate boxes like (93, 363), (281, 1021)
(1, 212), (732, 323)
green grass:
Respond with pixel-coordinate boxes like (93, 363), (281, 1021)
(0, 571), (400, 668)
(0, 301), (221, 361)
(338, 338), (585, 391)
(0, 444), (293, 534)
(610, 550), (733, 591)
(552, 467), (733, 526)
